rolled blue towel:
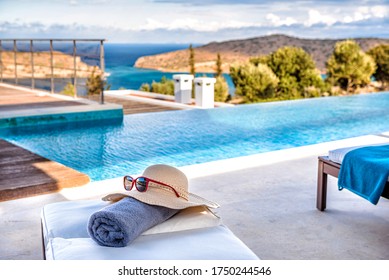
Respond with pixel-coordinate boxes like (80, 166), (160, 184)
(87, 197), (179, 247)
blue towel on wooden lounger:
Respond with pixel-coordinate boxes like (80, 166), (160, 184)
(88, 197), (179, 247)
(338, 144), (389, 205)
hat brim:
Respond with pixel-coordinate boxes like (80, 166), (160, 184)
(103, 188), (219, 210)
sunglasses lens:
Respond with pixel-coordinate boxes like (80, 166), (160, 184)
(124, 176), (133, 191)
(136, 177), (147, 192)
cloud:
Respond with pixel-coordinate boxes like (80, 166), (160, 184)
(305, 9), (337, 26)
(266, 13), (297, 27)
(139, 17), (259, 32)
(302, 5), (388, 27)
(153, 0), (389, 6)
(152, 0), (269, 5)
(1, 15), (387, 44)
(1, 0), (387, 43)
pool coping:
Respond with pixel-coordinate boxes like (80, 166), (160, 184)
(105, 89), (234, 109)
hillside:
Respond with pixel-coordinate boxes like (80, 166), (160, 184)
(0, 51), (98, 78)
(134, 34), (389, 73)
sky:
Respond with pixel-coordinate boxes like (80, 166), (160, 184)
(0, 0), (388, 44)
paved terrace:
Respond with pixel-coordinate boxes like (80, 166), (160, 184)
(0, 84), (388, 260)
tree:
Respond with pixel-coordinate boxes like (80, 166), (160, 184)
(215, 53), (223, 78)
(213, 53), (229, 102)
(326, 40), (376, 92)
(86, 67), (110, 96)
(230, 63), (279, 103)
(189, 44), (195, 76)
(367, 44), (389, 88)
(188, 44), (196, 97)
(249, 55), (268, 66)
(264, 46), (325, 99)
(214, 75), (229, 102)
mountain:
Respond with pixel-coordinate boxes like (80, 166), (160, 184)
(134, 34), (389, 73)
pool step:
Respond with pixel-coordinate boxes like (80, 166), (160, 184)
(0, 139), (90, 201)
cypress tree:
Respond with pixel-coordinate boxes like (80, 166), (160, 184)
(189, 44), (195, 75)
(215, 53), (222, 77)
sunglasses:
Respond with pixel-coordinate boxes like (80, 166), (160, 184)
(123, 176), (180, 198)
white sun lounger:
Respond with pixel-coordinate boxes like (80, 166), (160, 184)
(317, 138), (389, 211)
(41, 200), (259, 260)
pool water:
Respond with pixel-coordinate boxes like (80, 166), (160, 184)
(1, 92), (389, 181)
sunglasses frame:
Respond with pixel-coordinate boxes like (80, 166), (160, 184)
(123, 175), (180, 198)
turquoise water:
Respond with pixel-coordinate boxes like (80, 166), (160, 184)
(104, 43), (235, 94)
(1, 92), (389, 181)
(4, 42), (234, 94)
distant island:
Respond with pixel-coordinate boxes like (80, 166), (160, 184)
(134, 34), (389, 73)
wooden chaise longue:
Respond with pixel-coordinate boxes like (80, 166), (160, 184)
(317, 155), (389, 211)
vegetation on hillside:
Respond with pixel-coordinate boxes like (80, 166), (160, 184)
(230, 40), (388, 103)
(140, 39), (389, 104)
(134, 34), (389, 73)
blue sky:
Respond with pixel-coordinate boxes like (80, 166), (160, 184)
(0, 0), (388, 44)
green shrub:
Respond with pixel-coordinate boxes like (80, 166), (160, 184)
(139, 83), (151, 92)
(230, 63), (279, 103)
(62, 82), (75, 97)
(367, 44), (389, 87)
(326, 40), (376, 92)
(214, 76), (229, 102)
(264, 46), (325, 99)
(150, 76), (174, 95)
(86, 68), (110, 95)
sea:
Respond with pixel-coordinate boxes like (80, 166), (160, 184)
(104, 43), (235, 92)
(1, 41), (234, 94)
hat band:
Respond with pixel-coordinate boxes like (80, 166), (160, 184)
(149, 182), (189, 201)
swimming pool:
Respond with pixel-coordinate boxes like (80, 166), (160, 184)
(1, 91), (389, 181)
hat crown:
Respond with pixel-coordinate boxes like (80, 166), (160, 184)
(103, 164), (219, 209)
(142, 164), (188, 195)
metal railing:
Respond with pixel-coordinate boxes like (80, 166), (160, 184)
(0, 39), (106, 104)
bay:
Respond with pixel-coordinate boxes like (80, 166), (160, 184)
(104, 43), (235, 93)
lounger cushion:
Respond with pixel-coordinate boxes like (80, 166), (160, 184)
(46, 225), (259, 260)
(41, 200), (259, 260)
(41, 200), (221, 242)
(329, 142), (389, 164)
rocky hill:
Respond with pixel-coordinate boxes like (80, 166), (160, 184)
(0, 51), (98, 78)
(134, 34), (389, 73)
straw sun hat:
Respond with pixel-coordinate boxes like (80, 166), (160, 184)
(102, 164), (219, 210)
